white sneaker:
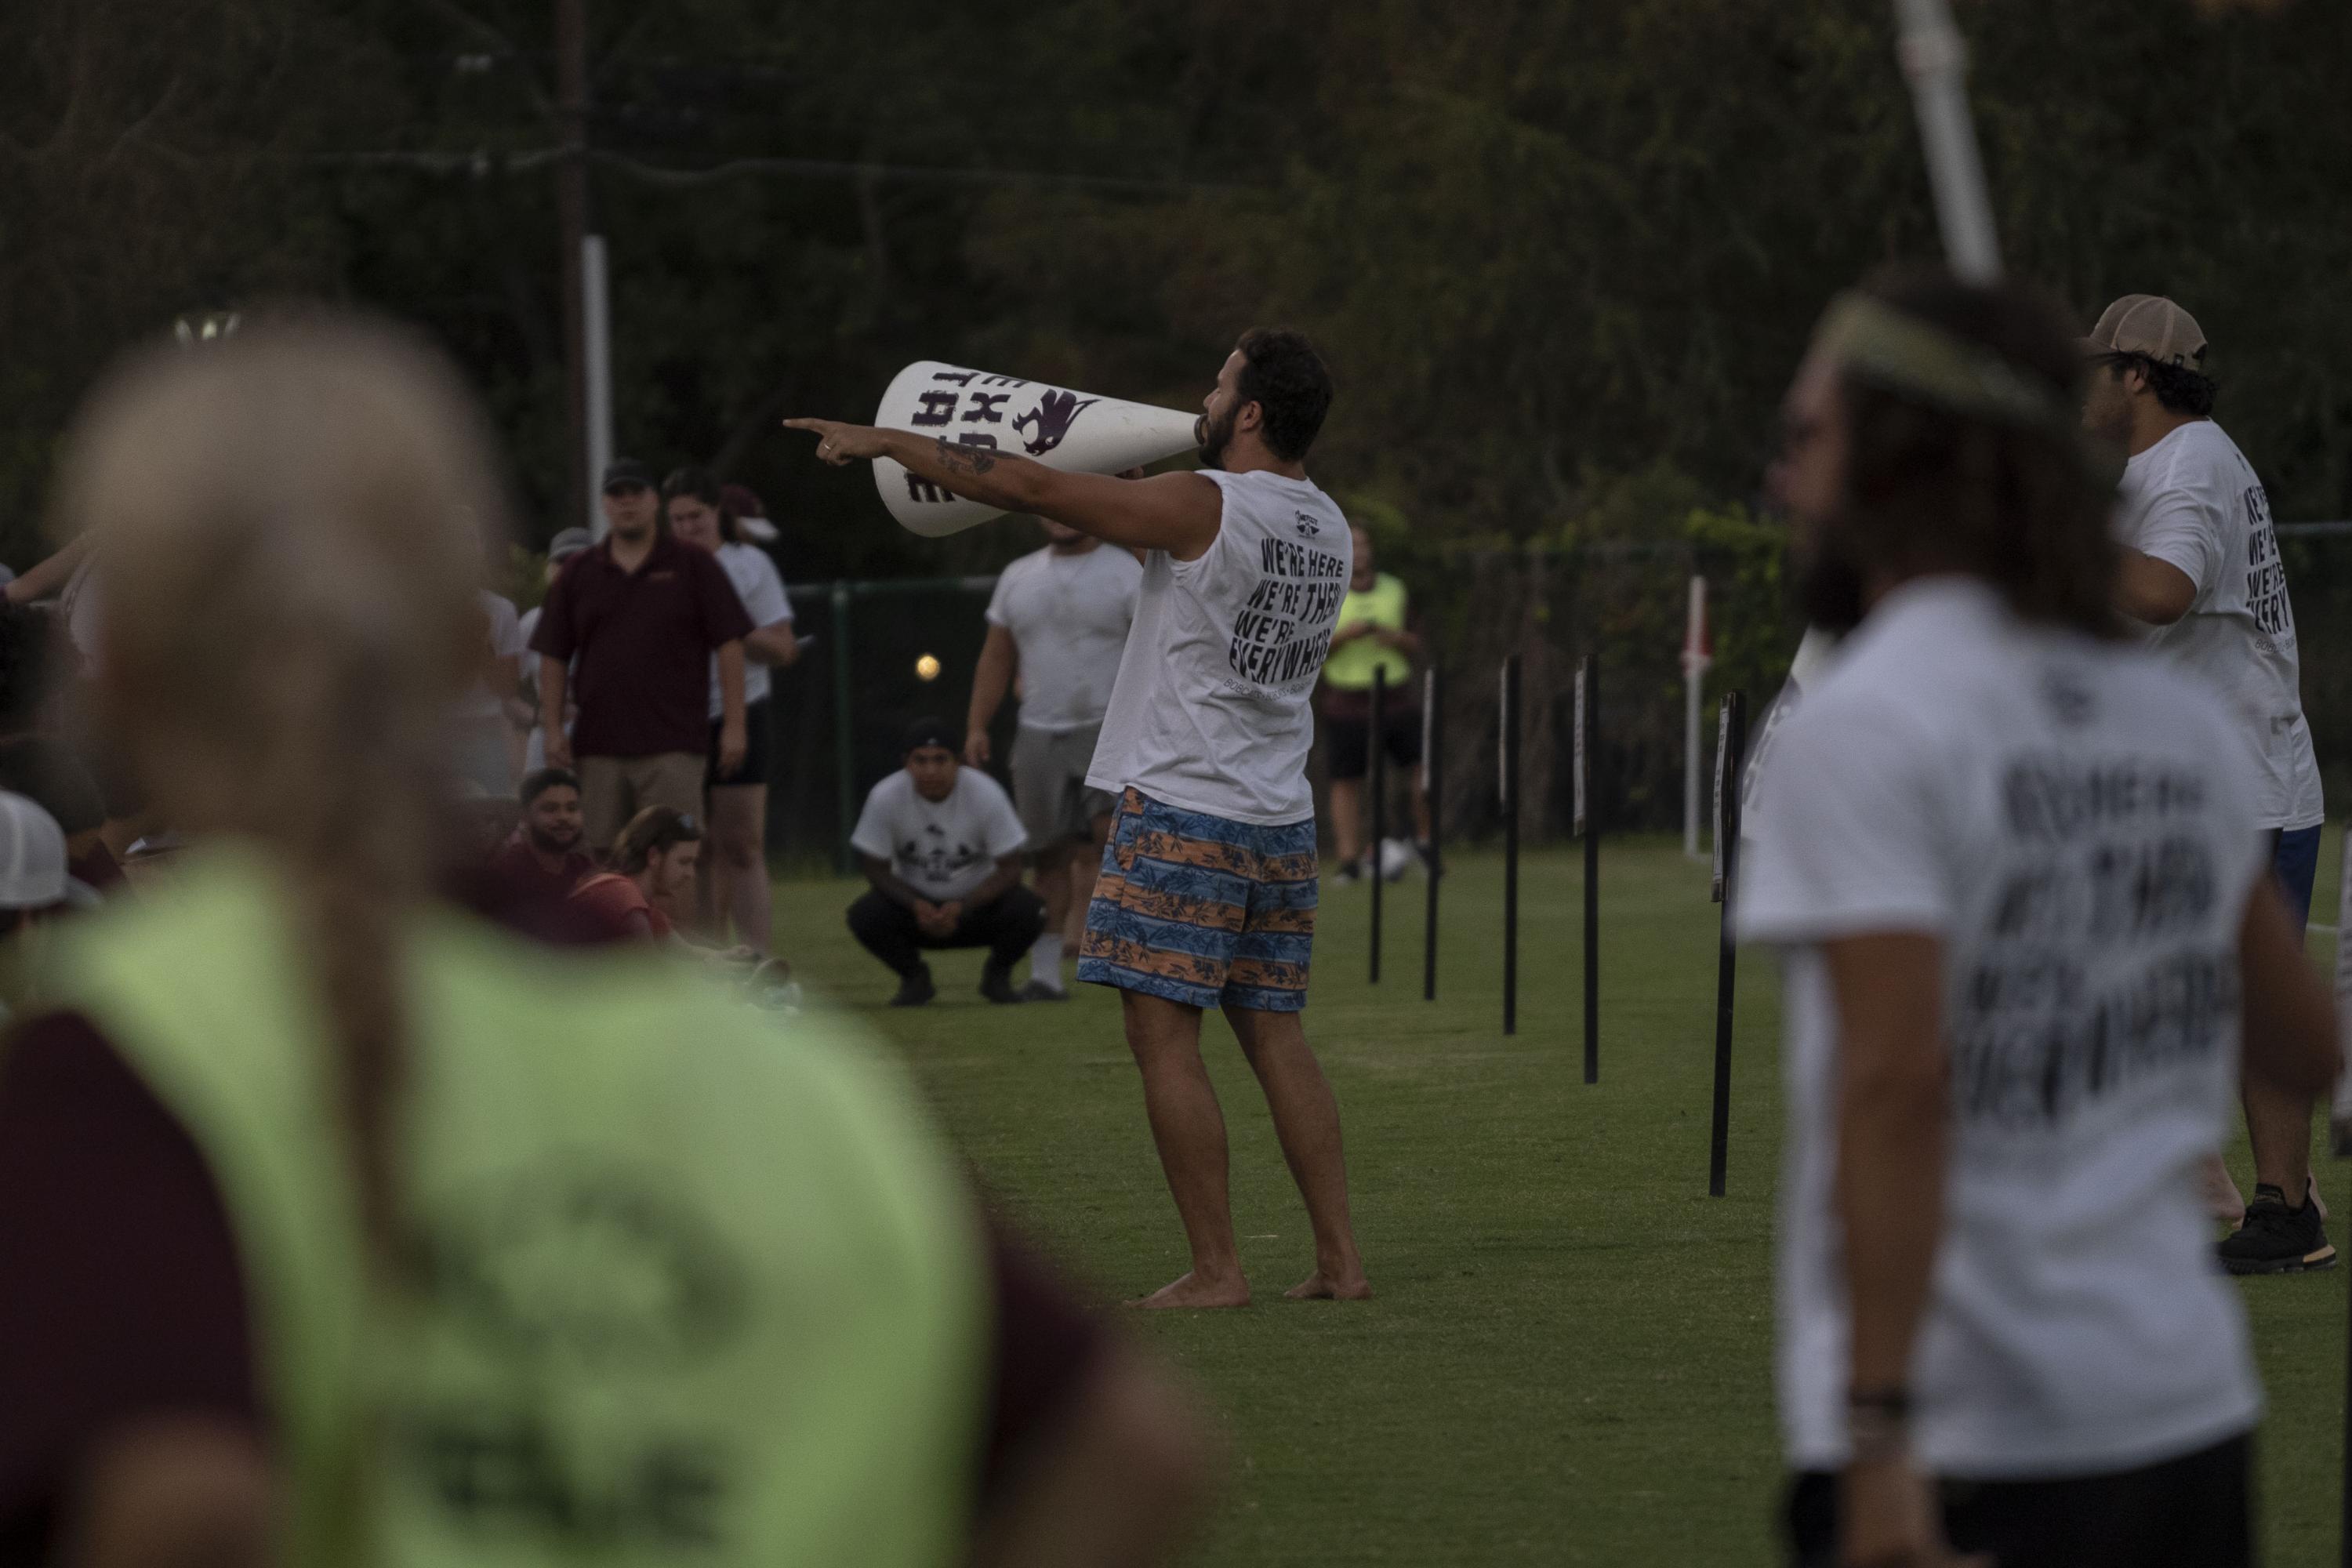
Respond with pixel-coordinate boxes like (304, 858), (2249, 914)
(1377, 837), (1415, 882)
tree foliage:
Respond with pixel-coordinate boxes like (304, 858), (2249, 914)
(5, 0), (2349, 821)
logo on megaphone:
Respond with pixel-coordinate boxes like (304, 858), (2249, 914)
(873, 362), (1198, 537)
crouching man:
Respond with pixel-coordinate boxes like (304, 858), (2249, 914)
(848, 717), (1044, 1006)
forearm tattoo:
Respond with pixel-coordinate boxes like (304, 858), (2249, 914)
(935, 437), (999, 476)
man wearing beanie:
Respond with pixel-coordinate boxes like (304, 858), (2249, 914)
(845, 716), (1044, 1006)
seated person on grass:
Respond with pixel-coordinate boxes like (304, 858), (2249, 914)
(571, 804), (701, 942)
(488, 766), (595, 902)
(848, 717), (1044, 1007)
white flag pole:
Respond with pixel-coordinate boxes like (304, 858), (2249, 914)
(1682, 576), (1711, 861)
(1892, 0), (2001, 283)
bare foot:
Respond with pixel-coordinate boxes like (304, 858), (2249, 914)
(1125, 1270), (1251, 1310)
(1284, 1270), (1374, 1301)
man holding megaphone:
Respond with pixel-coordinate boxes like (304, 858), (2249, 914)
(789, 330), (1372, 1309)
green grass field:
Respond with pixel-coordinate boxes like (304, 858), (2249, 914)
(779, 833), (2348, 1566)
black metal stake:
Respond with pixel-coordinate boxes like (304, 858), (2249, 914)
(1369, 665), (1386, 984)
(1501, 654), (1522, 1037)
(1582, 655), (1601, 1085)
(1708, 690), (1749, 1197)
(1423, 666), (1443, 1002)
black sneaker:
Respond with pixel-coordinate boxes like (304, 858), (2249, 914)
(888, 967), (936, 1007)
(2219, 1183), (2336, 1276)
(979, 964), (1025, 1004)
(1331, 861), (1363, 885)
(1018, 979), (1070, 1002)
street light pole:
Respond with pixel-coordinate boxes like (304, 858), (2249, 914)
(556, 0), (593, 535)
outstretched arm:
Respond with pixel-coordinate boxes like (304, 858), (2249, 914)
(786, 421), (1222, 560)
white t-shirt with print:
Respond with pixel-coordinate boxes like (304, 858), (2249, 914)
(985, 543), (1143, 732)
(2117, 419), (2321, 829)
(1737, 577), (2267, 1480)
(850, 767), (1027, 903)
(1087, 469), (1351, 825)
(706, 540), (793, 719)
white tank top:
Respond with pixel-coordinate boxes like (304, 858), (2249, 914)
(1086, 469), (1351, 825)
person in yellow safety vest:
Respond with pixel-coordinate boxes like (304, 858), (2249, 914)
(1317, 524), (1434, 881)
(0, 314), (1209, 1568)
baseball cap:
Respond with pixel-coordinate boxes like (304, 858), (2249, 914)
(0, 791), (98, 911)
(901, 716), (957, 757)
(2084, 295), (2209, 371)
(601, 458), (655, 493)
(721, 482), (779, 543)
(546, 526), (593, 562)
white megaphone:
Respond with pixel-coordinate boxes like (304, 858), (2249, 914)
(872, 361), (1200, 536)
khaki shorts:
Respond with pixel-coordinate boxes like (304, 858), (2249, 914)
(1011, 724), (1117, 848)
(578, 752), (705, 850)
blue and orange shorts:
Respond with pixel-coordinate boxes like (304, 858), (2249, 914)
(1076, 787), (1318, 1012)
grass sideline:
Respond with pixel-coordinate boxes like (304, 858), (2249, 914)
(776, 832), (2347, 1566)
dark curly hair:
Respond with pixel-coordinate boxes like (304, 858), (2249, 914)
(1835, 268), (2119, 641)
(2105, 352), (2218, 418)
(1234, 328), (1334, 462)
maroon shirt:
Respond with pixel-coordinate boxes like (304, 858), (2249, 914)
(529, 532), (753, 759)
(485, 833), (595, 906)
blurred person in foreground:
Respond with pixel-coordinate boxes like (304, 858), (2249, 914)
(789, 328), (1371, 1309)
(964, 514), (1142, 999)
(0, 314), (1207, 1567)
(663, 469), (799, 952)
(2082, 295), (2330, 1269)
(570, 804), (703, 942)
(1317, 521), (1432, 882)
(530, 458), (753, 851)
(485, 765), (595, 903)
(849, 717), (1043, 1007)
(1743, 270), (2336, 1568)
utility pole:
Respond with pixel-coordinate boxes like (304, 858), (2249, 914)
(556, 0), (592, 535)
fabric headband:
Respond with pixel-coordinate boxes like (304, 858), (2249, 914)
(1812, 292), (2082, 442)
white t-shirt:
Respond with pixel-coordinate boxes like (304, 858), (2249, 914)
(1087, 470), (1350, 825)
(985, 543), (1143, 732)
(2117, 419), (2321, 830)
(1737, 577), (2266, 1480)
(452, 591), (526, 721)
(707, 540), (793, 719)
(850, 767), (1027, 902)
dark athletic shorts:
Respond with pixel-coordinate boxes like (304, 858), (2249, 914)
(2270, 822), (2321, 934)
(706, 697), (772, 789)
(1784, 1433), (2250, 1568)
(1324, 706), (1422, 783)
(1077, 787), (1317, 1012)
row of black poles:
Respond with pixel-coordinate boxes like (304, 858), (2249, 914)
(1578, 656), (1601, 1085)
(1368, 666), (1386, 985)
(1500, 655), (1522, 1036)
(1355, 655), (1628, 1098)
(1359, 662), (1445, 1003)
(1708, 690), (1750, 1199)
(1422, 666), (1443, 1000)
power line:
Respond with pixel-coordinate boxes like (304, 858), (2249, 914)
(307, 145), (1258, 195)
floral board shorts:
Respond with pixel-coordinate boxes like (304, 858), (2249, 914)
(1076, 786), (1318, 1012)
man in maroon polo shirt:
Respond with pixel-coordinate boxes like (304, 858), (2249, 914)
(532, 458), (755, 849)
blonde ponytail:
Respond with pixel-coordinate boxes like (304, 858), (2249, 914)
(52, 315), (512, 1262)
